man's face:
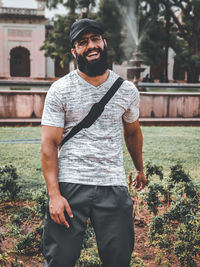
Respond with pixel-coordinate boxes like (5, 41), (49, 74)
(71, 32), (108, 77)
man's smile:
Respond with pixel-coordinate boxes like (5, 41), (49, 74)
(85, 49), (101, 61)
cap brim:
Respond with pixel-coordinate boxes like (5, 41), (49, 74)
(71, 27), (104, 44)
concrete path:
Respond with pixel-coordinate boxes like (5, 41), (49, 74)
(0, 138), (41, 144)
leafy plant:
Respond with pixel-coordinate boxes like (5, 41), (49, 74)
(12, 206), (34, 225)
(174, 209), (200, 267)
(130, 253), (146, 267)
(145, 162), (163, 180)
(0, 232), (5, 243)
(0, 165), (21, 201)
(144, 163), (200, 266)
(76, 246), (146, 267)
(15, 226), (43, 255)
(10, 256), (24, 267)
(7, 223), (23, 238)
(31, 186), (47, 219)
(0, 252), (8, 266)
(77, 220), (146, 267)
(76, 244), (102, 267)
(82, 221), (96, 249)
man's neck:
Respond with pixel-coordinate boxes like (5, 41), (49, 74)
(77, 69), (109, 87)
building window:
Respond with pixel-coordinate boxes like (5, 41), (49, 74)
(10, 47), (30, 77)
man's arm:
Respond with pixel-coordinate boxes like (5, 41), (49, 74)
(41, 125), (73, 228)
(123, 119), (147, 191)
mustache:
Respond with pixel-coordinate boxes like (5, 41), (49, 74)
(83, 48), (101, 57)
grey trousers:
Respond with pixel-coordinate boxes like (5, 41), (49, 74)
(42, 183), (134, 267)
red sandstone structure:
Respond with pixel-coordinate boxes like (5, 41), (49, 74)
(0, 0), (58, 79)
(0, 90), (200, 126)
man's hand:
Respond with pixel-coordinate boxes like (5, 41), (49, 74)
(49, 195), (73, 228)
(133, 172), (147, 191)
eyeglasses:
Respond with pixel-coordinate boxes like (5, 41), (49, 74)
(74, 35), (103, 49)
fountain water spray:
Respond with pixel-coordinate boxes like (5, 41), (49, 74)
(120, 1), (140, 47)
(118, 0), (146, 87)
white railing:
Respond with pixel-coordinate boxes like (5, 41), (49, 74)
(0, 7), (44, 16)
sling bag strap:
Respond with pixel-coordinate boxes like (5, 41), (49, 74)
(59, 76), (124, 149)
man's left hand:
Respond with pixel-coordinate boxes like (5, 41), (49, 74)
(133, 172), (147, 191)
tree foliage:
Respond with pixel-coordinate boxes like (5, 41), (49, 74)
(168, 0), (200, 82)
(42, 0), (200, 82)
(42, 0), (98, 67)
(42, 0), (125, 67)
(41, 12), (77, 67)
(98, 0), (125, 66)
(140, 0), (200, 82)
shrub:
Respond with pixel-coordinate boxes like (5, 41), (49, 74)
(12, 206), (34, 225)
(0, 232), (5, 244)
(15, 226), (43, 255)
(144, 163), (200, 266)
(174, 209), (200, 267)
(76, 246), (146, 267)
(10, 256), (24, 267)
(76, 245), (102, 267)
(82, 221), (96, 249)
(77, 221), (146, 267)
(0, 165), (21, 201)
(130, 253), (146, 267)
(31, 186), (47, 219)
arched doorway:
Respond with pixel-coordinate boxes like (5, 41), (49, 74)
(10, 47), (30, 77)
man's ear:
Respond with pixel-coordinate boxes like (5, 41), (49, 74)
(103, 39), (107, 46)
(71, 48), (76, 58)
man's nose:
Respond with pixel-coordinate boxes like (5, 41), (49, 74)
(87, 38), (96, 48)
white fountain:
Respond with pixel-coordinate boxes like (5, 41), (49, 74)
(120, 1), (146, 87)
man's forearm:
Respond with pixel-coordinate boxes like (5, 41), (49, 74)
(124, 127), (144, 171)
(41, 143), (61, 198)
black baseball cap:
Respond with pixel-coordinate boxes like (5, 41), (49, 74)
(70, 18), (104, 45)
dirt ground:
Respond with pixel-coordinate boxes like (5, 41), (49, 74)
(0, 201), (200, 267)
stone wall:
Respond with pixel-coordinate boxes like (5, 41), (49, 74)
(140, 92), (200, 118)
(0, 91), (46, 118)
(0, 91), (200, 119)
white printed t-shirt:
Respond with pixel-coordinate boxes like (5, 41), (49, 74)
(41, 70), (140, 186)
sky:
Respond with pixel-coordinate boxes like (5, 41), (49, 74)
(2, 0), (67, 19)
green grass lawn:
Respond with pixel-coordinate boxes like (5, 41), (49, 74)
(0, 126), (200, 195)
(124, 127), (200, 185)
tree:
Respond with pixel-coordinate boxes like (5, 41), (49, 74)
(41, 0), (98, 71)
(114, 0), (173, 82)
(41, 12), (77, 71)
(166, 0), (200, 83)
(97, 0), (125, 68)
(45, 0), (76, 13)
(141, 0), (200, 83)
(42, 0), (126, 70)
(136, 0), (177, 82)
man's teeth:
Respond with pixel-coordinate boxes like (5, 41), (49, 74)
(88, 52), (98, 57)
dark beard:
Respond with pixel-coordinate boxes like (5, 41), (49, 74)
(75, 44), (108, 77)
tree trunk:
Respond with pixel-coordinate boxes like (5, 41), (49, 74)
(163, 44), (169, 82)
(187, 35), (200, 83)
(163, 1), (170, 83)
(187, 67), (199, 83)
(107, 59), (113, 70)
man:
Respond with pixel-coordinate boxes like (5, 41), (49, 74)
(41, 18), (147, 267)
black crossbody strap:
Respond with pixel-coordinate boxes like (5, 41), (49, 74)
(59, 77), (124, 149)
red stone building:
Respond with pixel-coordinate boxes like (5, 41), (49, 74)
(0, 0), (58, 79)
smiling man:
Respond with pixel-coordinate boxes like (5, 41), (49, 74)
(41, 18), (147, 267)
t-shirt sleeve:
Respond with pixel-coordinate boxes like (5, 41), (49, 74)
(41, 83), (65, 128)
(122, 84), (140, 123)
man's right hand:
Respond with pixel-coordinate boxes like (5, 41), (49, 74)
(49, 195), (73, 228)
